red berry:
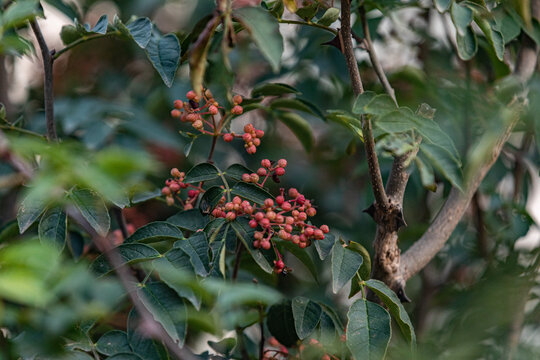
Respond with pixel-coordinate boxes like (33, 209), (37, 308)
(262, 240), (271, 250)
(296, 195), (306, 205)
(282, 202), (292, 211)
(226, 212), (236, 221)
(277, 159), (287, 168)
(186, 90), (196, 100)
(285, 224), (293, 233)
(242, 173), (251, 182)
(255, 129), (264, 138)
(161, 187), (171, 196)
(264, 198), (274, 208)
(169, 183), (180, 192)
(209, 105), (218, 115)
(266, 211), (277, 220)
(232, 105), (243, 115)
(188, 189), (199, 198)
(275, 259), (285, 269)
(275, 167), (285, 176)
(254, 231), (264, 240)
(233, 94), (243, 104)
(249, 219), (258, 228)
(278, 230), (289, 240)
(288, 188), (299, 198)
(250, 173), (260, 183)
(247, 145), (257, 154)
(314, 229), (324, 239)
(276, 195), (285, 205)
(257, 168), (267, 177)
(223, 133), (234, 142)
(306, 208), (317, 217)
(305, 227), (314, 237)
(255, 212), (265, 221)
(171, 109), (181, 118)
(285, 216), (294, 224)
(261, 159), (271, 168)
(244, 124), (254, 133)
(320, 225), (330, 233)
(260, 218), (270, 227)
(252, 138), (261, 146)
(186, 113), (198, 122)
(170, 168), (181, 178)
(243, 133), (252, 142)
(174, 100), (184, 109)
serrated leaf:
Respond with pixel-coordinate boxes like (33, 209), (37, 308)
(91, 243), (161, 276)
(184, 163), (220, 183)
(125, 221), (184, 243)
(173, 233), (210, 276)
(292, 297), (322, 339)
(91, 14), (108, 34)
(277, 240), (318, 282)
(145, 33), (181, 88)
(331, 239), (363, 293)
(346, 299), (391, 360)
(277, 112), (314, 152)
(167, 209), (210, 231)
(317, 7), (340, 26)
(138, 282), (187, 347)
(96, 330), (131, 356)
(236, 7), (283, 72)
(38, 206), (67, 250)
(266, 300), (299, 347)
(314, 232), (335, 260)
(17, 194), (47, 234)
(365, 279), (416, 348)
(251, 82), (300, 97)
(230, 218), (273, 273)
(231, 182), (273, 205)
(70, 188), (110, 236)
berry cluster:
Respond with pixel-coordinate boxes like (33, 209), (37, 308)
(242, 158), (287, 185)
(170, 89), (264, 155)
(161, 168), (201, 209)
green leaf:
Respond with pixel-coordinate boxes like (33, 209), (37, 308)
(267, 300), (299, 347)
(314, 232), (335, 260)
(38, 206), (67, 250)
(456, 26), (478, 60)
(126, 309), (169, 360)
(415, 156), (437, 192)
(125, 221), (184, 243)
(296, 2), (319, 21)
(96, 330), (131, 356)
(346, 299), (391, 360)
(184, 163), (220, 183)
(347, 241), (371, 280)
(231, 182), (273, 205)
(283, 0), (297, 13)
(1, 0), (42, 29)
(120, 17), (152, 48)
(173, 233), (210, 276)
(434, 0), (451, 12)
(365, 279), (416, 347)
(200, 186), (226, 213)
(107, 354), (143, 360)
(138, 282), (187, 347)
(236, 7), (284, 72)
(208, 338), (236, 357)
(144, 33), (181, 88)
(352, 91), (377, 114)
(153, 258), (202, 310)
(43, 0), (80, 21)
(375, 109), (416, 134)
(277, 240), (318, 282)
(17, 194), (47, 234)
(292, 296), (322, 339)
(317, 7), (340, 26)
(91, 243), (161, 276)
(270, 98), (325, 120)
(225, 163), (255, 181)
(420, 143), (463, 190)
(70, 188), (111, 237)
(331, 238), (363, 293)
(476, 17), (505, 61)
(451, 1), (473, 35)
(230, 218), (273, 273)
(277, 112), (314, 152)
(251, 82), (300, 97)
(326, 110), (364, 139)
(167, 209), (210, 231)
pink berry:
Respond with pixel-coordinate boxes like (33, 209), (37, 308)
(257, 168), (267, 177)
(223, 133), (234, 142)
(320, 225), (329, 233)
(275, 167), (285, 176)
(249, 219), (258, 228)
(171, 109), (181, 118)
(277, 159), (287, 168)
(174, 100), (184, 109)
(261, 159), (272, 168)
(276, 195), (285, 205)
(232, 105), (243, 115)
(255, 129), (264, 138)
(288, 188), (299, 198)
(242, 173), (251, 182)
(161, 187), (171, 196)
(186, 90), (196, 100)
(209, 105), (218, 115)
(233, 94), (243, 104)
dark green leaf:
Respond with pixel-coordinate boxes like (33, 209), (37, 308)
(153, 257), (202, 310)
(167, 209), (210, 231)
(365, 279), (416, 347)
(38, 206), (67, 250)
(230, 218), (273, 273)
(208, 338), (236, 357)
(292, 296), (322, 339)
(456, 26), (478, 60)
(43, 0), (80, 21)
(91, 243), (161, 276)
(1, 0), (43, 29)
(277, 112), (314, 152)
(184, 163), (220, 183)
(296, 2), (319, 21)
(317, 7), (340, 26)
(451, 1), (473, 35)
(173, 233), (210, 276)
(476, 17), (505, 61)
(331, 238), (363, 293)
(270, 98), (325, 120)
(236, 7), (283, 72)
(347, 241), (371, 280)
(138, 282), (187, 347)
(346, 299), (391, 360)
(96, 330), (131, 356)
(251, 82), (299, 97)
(314, 232), (335, 260)
(200, 186), (226, 213)
(326, 110), (363, 139)
(70, 188), (110, 237)
(107, 354), (143, 360)
(231, 182), (273, 205)
(144, 34), (181, 88)
(415, 156), (437, 192)
(420, 143), (463, 190)
(17, 194), (47, 234)
(267, 300), (299, 347)
(225, 163), (254, 181)
(124, 17), (152, 48)
(277, 240), (318, 282)
(125, 221), (184, 244)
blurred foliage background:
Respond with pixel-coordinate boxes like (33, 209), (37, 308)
(1, 0), (540, 359)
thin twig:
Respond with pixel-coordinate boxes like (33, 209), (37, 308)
(53, 32), (117, 60)
(29, 20), (57, 142)
(0, 125), (47, 138)
(340, 0), (388, 210)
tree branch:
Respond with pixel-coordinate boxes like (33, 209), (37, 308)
(29, 20), (57, 142)
(341, 0), (389, 210)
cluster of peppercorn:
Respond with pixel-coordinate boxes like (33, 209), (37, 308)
(242, 158), (287, 185)
(161, 168), (202, 209)
(170, 89), (264, 155)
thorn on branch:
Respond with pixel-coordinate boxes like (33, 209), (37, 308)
(397, 286), (411, 303)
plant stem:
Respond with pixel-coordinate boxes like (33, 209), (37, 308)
(30, 20), (57, 142)
(0, 125), (46, 138)
(53, 32), (117, 60)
